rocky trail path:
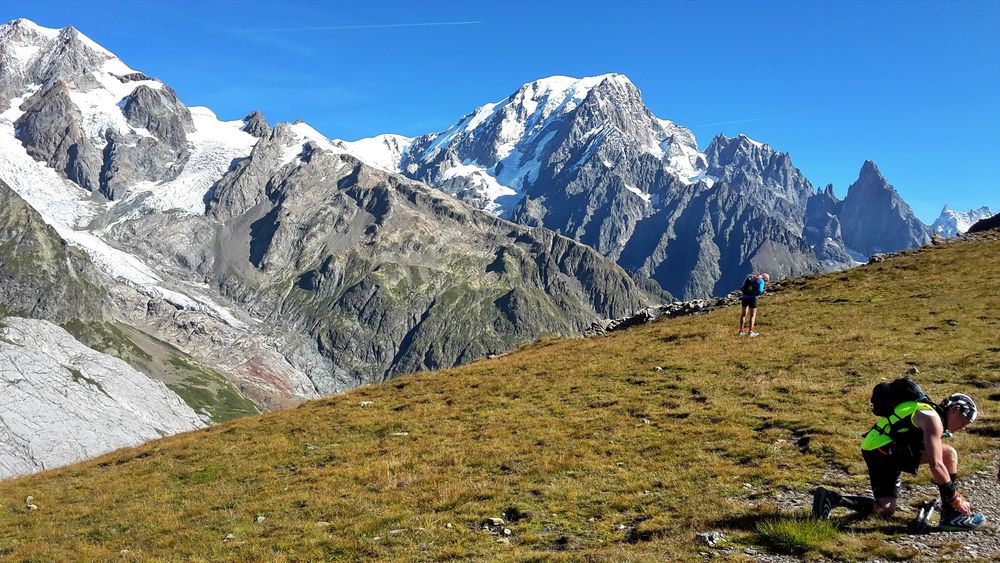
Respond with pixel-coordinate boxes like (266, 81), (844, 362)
(737, 463), (1000, 561)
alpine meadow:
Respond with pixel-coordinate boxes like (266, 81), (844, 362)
(0, 4), (999, 562)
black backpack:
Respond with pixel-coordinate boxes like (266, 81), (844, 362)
(870, 377), (932, 418)
(741, 276), (761, 296)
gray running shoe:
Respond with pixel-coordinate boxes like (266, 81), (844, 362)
(749, 331), (760, 337)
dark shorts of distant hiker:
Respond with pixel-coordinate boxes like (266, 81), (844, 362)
(740, 296), (759, 308)
(862, 443), (923, 498)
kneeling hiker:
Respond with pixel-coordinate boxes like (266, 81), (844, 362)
(812, 379), (984, 530)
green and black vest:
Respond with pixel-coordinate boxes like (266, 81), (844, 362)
(861, 400), (936, 451)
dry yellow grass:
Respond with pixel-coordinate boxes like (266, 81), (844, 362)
(1, 236), (998, 561)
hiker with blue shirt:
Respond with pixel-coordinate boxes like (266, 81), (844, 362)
(737, 273), (768, 337)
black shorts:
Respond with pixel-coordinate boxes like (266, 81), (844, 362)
(740, 296), (758, 308)
(862, 443), (923, 499)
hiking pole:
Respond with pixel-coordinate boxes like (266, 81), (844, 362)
(912, 499), (940, 534)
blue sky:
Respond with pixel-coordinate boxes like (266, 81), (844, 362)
(2, 0), (998, 223)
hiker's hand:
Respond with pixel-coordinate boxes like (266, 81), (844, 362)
(951, 493), (973, 516)
(959, 500), (973, 516)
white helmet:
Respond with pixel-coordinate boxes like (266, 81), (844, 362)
(941, 393), (978, 422)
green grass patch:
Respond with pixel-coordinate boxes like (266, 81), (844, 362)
(755, 517), (839, 555)
(64, 365), (111, 398)
(62, 320), (152, 363)
(166, 354), (259, 423)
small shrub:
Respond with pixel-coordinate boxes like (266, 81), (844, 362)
(755, 517), (839, 554)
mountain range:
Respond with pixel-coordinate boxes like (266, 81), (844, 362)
(930, 205), (994, 237)
(0, 18), (978, 477)
(333, 74), (933, 298)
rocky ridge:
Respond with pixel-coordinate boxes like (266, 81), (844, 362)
(339, 77), (931, 300)
(0, 178), (105, 324)
(931, 205), (995, 237)
(110, 123), (660, 393)
(0, 20), (659, 406)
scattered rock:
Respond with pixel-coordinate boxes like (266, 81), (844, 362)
(654, 366), (664, 371)
(315, 521), (331, 527)
(907, 366), (920, 375)
(503, 528), (512, 536)
(445, 522), (454, 529)
(223, 533), (236, 543)
(26, 504), (38, 511)
(24, 495), (33, 504)
(389, 528), (405, 535)
(482, 517), (507, 535)
(497, 537), (511, 545)
(360, 401), (374, 408)
(256, 515), (266, 524)
(390, 431), (409, 437)
(585, 295), (743, 336)
(697, 531), (726, 547)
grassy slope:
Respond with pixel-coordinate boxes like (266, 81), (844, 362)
(62, 320), (260, 423)
(0, 237), (998, 561)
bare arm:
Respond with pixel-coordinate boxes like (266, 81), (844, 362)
(915, 410), (950, 485)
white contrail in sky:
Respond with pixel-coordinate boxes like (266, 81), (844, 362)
(231, 21), (483, 33)
(691, 116), (782, 128)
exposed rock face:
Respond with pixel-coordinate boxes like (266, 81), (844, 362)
(241, 110), (271, 138)
(839, 161), (931, 256)
(14, 81), (103, 192)
(2, 19), (195, 201)
(0, 20), (111, 102)
(99, 126), (657, 394)
(387, 75), (706, 222)
(100, 84), (193, 200)
(0, 179), (106, 323)
(931, 205), (994, 237)
(121, 84), (193, 146)
(347, 75), (930, 299)
(804, 184), (853, 266)
(0, 317), (205, 479)
(619, 180), (824, 298)
(704, 134), (812, 216)
(206, 135), (656, 392)
(600, 134), (838, 298)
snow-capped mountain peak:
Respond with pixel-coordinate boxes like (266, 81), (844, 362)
(331, 133), (414, 172)
(333, 73), (710, 217)
(931, 205), (995, 237)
